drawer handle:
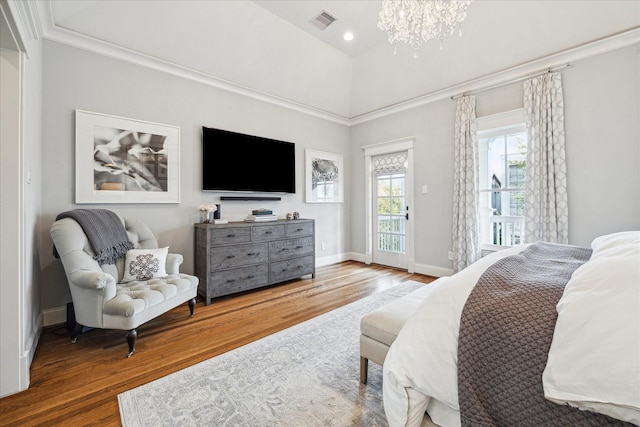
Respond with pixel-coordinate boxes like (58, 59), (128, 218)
(226, 255), (236, 259)
(247, 252), (259, 256)
(247, 275), (255, 279)
(265, 231), (272, 234)
(227, 234), (235, 238)
(281, 248), (289, 252)
(226, 279), (235, 283)
(295, 245), (303, 249)
(296, 228), (304, 232)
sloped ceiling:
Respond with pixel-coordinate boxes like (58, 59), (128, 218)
(37, 0), (639, 122)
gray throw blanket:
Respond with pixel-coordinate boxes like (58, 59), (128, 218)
(53, 209), (134, 265)
(457, 242), (634, 427)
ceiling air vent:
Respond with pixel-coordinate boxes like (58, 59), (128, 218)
(309, 10), (337, 31)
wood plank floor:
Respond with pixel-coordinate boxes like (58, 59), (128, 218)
(0, 261), (435, 427)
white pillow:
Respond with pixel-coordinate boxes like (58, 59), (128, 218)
(121, 247), (169, 283)
(543, 231), (640, 424)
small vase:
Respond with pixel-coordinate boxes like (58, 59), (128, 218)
(201, 211), (209, 223)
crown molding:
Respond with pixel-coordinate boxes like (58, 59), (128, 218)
(349, 27), (640, 125)
(27, 1), (640, 127)
(1, 0), (42, 55)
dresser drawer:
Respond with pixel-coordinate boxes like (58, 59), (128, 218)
(285, 222), (313, 237)
(270, 255), (314, 283)
(208, 264), (269, 297)
(251, 224), (285, 241)
(269, 237), (314, 261)
(210, 242), (269, 270)
(210, 227), (251, 245)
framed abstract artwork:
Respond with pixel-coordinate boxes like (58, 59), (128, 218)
(305, 149), (343, 203)
(75, 110), (180, 203)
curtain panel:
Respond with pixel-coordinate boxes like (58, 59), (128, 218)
(523, 72), (569, 244)
(452, 95), (480, 272)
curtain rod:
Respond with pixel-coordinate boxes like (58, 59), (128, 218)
(451, 63), (572, 100)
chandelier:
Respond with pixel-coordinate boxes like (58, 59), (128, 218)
(378, 0), (474, 57)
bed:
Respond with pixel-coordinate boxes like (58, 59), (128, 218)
(383, 231), (640, 427)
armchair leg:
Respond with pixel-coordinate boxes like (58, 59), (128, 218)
(70, 322), (83, 344)
(188, 297), (196, 318)
(126, 329), (137, 358)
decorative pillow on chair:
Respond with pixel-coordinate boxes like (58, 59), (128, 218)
(121, 247), (169, 283)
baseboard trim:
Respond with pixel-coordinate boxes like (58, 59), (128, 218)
(413, 263), (453, 278)
(42, 305), (67, 327)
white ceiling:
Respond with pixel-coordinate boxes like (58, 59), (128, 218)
(39, 1), (639, 121)
(254, 0), (388, 58)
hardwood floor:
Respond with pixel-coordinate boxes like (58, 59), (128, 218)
(0, 261), (435, 427)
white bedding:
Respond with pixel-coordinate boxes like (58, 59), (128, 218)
(383, 245), (527, 427)
(543, 231), (640, 424)
(383, 232), (640, 427)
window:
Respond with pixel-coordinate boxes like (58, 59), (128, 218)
(477, 110), (527, 249)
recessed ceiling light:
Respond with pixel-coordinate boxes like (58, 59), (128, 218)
(343, 32), (354, 41)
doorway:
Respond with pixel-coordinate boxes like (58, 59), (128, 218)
(363, 137), (414, 272)
(372, 153), (408, 268)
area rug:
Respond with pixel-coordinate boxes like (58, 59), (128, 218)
(118, 281), (424, 427)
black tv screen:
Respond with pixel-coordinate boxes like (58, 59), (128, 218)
(202, 127), (296, 193)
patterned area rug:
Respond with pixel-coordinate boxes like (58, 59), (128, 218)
(118, 281), (424, 427)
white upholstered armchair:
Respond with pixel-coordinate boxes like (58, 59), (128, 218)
(50, 209), (198, 357)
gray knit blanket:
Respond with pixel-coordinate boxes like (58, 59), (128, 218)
(53, 209), (134, 265)
(457, 242), (634, 426)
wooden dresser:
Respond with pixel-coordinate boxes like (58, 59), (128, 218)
(194, 219), (315, 305)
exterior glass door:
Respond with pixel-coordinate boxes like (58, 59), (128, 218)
(372, 153), (408, 269)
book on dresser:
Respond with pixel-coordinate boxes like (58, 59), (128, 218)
(245, 214), (278, 222)
(194, 219), (315, 305)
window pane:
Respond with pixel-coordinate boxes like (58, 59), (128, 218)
(378, 198), (391, 214)
(506, 132), (526, 188)
(391, 177), (404, 196)
(391, 217), (405, 234)
(377, 178), (390, 197)
(486, 136), (506, 191)
(392, 235), (405, 253)
(508, 190), (525, 216)
(378, 233), (392, 251)
(378, 217), (391, 232)
(390, 197), (403, 214)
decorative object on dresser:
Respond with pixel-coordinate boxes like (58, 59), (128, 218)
(194, 219), (315, 305)
(198, 203), (218, 223)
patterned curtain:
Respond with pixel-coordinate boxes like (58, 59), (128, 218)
(452, 96), (480, 272)
(523, 72), (569, 244)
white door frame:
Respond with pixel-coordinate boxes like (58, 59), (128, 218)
(1, 0), (29, 397)
(363, 137), (415, 273)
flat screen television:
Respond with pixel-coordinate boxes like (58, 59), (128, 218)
(202, 126), (296, 193)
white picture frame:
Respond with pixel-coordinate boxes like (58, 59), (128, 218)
(75, 110), (180, 204)
(305, 149), (343, 203)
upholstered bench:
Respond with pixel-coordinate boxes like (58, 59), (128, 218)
(360, 283), (436, 384)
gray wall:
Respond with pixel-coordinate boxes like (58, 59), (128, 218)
(350, 44), (640, 272)
(39, 40), (640, 314)
(40, 40), (351, 312)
